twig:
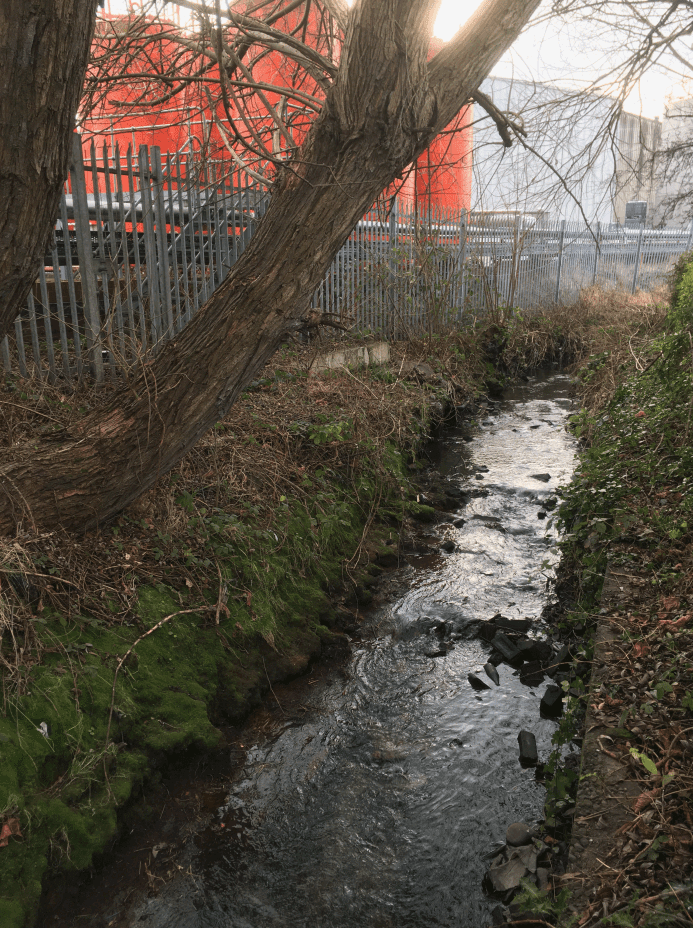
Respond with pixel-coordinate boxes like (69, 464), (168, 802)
(262, 656), (285, 715)
(214, 561), (229, 626)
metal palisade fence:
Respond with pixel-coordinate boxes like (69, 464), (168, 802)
(313, 208), (693, 338)
(1, 133), (269, 384)
(3, 137), (693, 383)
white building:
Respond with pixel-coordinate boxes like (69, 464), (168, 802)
(472, 76), (662, 226)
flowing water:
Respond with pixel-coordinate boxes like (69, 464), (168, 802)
(46, 374), (578, 928)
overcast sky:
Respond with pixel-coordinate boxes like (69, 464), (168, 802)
(435, 0), (683, 119)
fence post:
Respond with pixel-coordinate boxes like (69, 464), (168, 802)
(458, 208), (467, 320)
(591, 221), (601, 287)
(151, 146), (175, 341)
(631, 223), (644, 294)
(138, 145), (163, 347)
(686, 218), (693, 251)
(554, 220), (566, 304)
(388, 200), (398, 338)
(69, 132), (104, 383)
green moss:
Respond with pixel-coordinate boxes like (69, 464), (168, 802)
(0, 444), (418, 925)
(0, 900), (26, 928)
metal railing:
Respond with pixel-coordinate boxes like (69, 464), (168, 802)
(312, 210), (693, 338)
(1, 134), (269, 383)
(3, 139), (692, 382)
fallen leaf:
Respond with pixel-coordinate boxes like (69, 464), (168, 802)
(0, 818), (22, 848)
(633, 788), (661, 814)
(658, 613), (692, 629)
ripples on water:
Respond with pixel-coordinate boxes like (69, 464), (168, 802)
(131, 375), (577, 928)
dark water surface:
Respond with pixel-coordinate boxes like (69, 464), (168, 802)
(49, 375), (577, 928)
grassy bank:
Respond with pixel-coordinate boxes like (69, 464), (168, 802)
(510, 277), (693, 926)
(0, 331), (496, 926)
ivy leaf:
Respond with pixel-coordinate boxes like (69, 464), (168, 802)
(630, 747), (658, 776)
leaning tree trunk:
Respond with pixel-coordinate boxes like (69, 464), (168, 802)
(0, 0), (98, 342)
(0, 0), (540, 535)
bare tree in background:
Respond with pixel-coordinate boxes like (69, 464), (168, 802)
(81, 0), (346, 179)
(524, 0), (693, 224)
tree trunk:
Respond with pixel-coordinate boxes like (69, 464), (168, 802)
(0, 0), (540, 536)
(0, 0), (98, 341)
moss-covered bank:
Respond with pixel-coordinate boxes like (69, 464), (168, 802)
(0, 460), (426, 926)
(0, 336), (482, 927)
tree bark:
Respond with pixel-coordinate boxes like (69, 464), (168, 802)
(0, 0), (98, 342)
(0, 0), (540, 536)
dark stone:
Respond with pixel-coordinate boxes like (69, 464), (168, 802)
(468, 672), (491, 690)
(486, 854), (527, 893)
(495, 616), (531, 633)
(537, 511), (547, 519)
(516, 639), (536, 656)
(530, 473), (551, 482)
(440, 540), (456, 553)
(444, 485), (465, 499)
(544, 497), (558, 510)
(476, 465), (490, 473)
(479, 621), (497, 642)
(444, 614), (483, 640)
(491, 632), (523, 666)
(484, 662), (500, 686)
(423, 645), (448, 658)
(540, 684), (564, 717)
(453, 518), (465, 528)
(376, 549), (399, 567)
(397, 616), (446, 642)
(490, 905), (507, 926)
(519, 661), (545, 687)
(525, 640), (553, 664)
(518, 730), (538, 766)
(506, 822), (534, 847)
(546, 644), (571, 676)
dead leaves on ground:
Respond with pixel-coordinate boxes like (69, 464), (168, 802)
(0, 818), (22, 848)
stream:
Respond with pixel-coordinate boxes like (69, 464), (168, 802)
(43, 373), (577, 928)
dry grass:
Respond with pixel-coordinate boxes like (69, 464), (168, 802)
(565, 286), (669, 413)
(0, 288), (672, 702)
(0, 334), (483, 701)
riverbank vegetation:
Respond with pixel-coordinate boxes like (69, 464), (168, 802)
(518, 270), (693, 927)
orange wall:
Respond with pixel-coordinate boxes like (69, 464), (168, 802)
(83, 10), (472, 211)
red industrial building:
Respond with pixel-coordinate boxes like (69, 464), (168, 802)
(82, 6), (473, 212)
